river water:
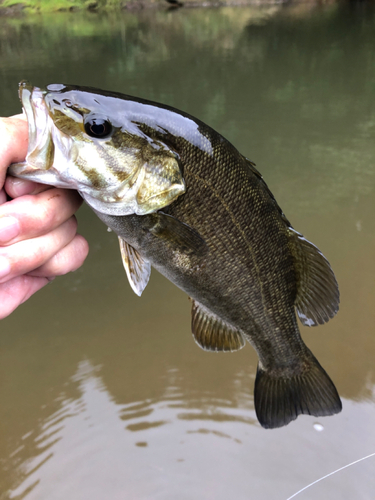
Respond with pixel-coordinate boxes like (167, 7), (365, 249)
(1, 3), (375, 499)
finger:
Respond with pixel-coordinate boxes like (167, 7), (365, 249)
(0, 116), (28, 187)
(0, 188), (82, 246)
(0, 216), (78, 284)
(5, 176), (52, 199)
(28, 234), (89, 278)
(0, 275), (49, 321)
(10, 113), (27, 121)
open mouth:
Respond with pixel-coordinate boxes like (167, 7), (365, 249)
(8, 80), (62, 183)
(19, 81), (52, 167)
(19, 81), (39, 150)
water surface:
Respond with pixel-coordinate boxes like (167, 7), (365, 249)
(1, 3), (375, 499)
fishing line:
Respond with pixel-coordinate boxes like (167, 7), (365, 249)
(285, 451), (375, 500)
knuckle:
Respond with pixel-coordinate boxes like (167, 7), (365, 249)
(74, 236), (90, 268)
(28, 244), (46, 269)
(8, 244), (45, 279)
(63, 216), (78, 242)
(40, 233), (88, 277)
(13, 194), (56, 232)
(33, 200), (58, 229)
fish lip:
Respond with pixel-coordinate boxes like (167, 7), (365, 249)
(18, 81), (37, 149)
(19, 81), (48, 148)
(18, 80), (34, 96)
(16, 81), (51, 172)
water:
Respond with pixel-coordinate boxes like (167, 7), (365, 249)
(1, 3), (375, 499)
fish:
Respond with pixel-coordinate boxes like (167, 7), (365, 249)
(9, 80), (342, 429)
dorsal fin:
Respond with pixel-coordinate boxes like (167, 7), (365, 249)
(244, 156), (292, 226)
(244, 156), (261, 177)
(191, 300), (246, 352)
(118, 237), (151, 296)
(288, 229), (340, 326)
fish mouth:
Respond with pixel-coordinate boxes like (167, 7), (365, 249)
(19, 81), (41, 147)
(19, 80), (50, 161)
(9, 81), (58, 180)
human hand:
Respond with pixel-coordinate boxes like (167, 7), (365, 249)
(0, 114), (89, 320)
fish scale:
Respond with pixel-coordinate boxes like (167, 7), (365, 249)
(9, 81), (342, 428)
(162, 133), (294, 330)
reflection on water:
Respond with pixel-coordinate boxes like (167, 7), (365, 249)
(8, 360), (254, 499)
(6, 360), (375, 500)
(1, 2), (375, 499)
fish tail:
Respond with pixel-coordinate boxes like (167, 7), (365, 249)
(254, 351), (342, 429)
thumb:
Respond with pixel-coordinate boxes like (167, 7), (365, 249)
(0, 115), (28, 188)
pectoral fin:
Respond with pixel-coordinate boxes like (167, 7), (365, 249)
(118, 237), (151, 296)
(288, 229), (340, 326)
(149, 212), (208, 257)
(191, 300), (245, 352)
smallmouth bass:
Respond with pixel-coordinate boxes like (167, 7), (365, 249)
(9, 81), (342, 428)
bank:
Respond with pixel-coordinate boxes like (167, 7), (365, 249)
(0, 0), (351, 16)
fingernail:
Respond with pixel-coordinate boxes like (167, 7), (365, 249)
(0, 256), (11, 279)
(0, 216), (20, 244)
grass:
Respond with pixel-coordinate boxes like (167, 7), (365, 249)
(1, 0), (128, 13)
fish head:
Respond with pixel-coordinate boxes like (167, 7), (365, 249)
(9, 81), (185, 216)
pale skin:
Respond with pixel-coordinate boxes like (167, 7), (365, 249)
(0, 115), (89, 320)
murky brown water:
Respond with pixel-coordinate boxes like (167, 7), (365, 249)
(1, 3), (375, 499)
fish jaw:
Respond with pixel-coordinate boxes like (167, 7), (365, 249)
(9, 81), (76, 189)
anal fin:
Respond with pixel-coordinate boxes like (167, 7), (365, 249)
(118, 237), (151, 296)
(191, 300), (245, 352)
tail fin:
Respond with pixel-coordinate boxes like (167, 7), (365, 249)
(254, 353), (342, 429)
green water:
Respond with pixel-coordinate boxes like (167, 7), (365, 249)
(1, 3), (375, 499)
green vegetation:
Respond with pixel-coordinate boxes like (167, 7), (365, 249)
(1, 0), (132, 13)
(0, 0), (346, 15)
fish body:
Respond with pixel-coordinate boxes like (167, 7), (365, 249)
(10, 81), (342, 428)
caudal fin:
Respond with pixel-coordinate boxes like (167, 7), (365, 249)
(254, 353), (342, 429)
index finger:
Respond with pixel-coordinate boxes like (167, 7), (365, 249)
(0, 115), (28, 188)
(0, 188), (83, 246)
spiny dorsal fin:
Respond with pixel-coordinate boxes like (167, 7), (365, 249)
(288, 229), (340, 326)
(244, 156), (292, 226)
(191, 300), (246, 352)
(244, 157), (261, 177)
(118, 237), (151, 297)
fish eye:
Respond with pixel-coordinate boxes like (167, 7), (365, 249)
(84, 118), (112, 138)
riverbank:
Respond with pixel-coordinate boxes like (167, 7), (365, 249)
(0, 0), (344, 16)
